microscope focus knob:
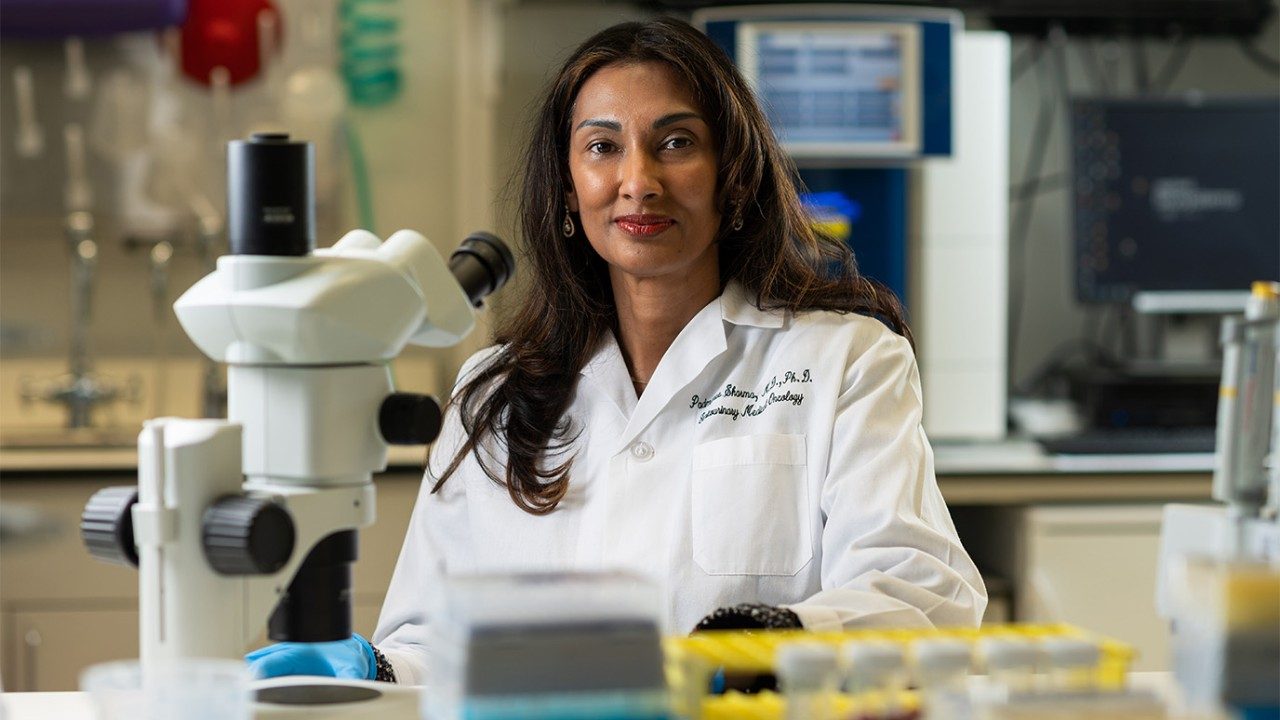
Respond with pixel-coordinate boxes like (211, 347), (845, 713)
(81, 486), (139, 567)
(202, 497), (295, 575)
(379, 392), (443, 445)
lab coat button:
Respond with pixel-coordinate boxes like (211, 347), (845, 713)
(630, 441), (654, 461)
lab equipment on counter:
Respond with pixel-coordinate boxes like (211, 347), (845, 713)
(423, 572), (671, 720)
(1157, 281), (1280, 718)
(79, 133), (515, 705)
(698, 11), (1009, 443)
(668, 623), (1140, 720)
(1037, 99), (1280, 456)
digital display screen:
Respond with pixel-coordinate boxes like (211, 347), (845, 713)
(739, 22), (921, 157)
(1071, 97), (1280, 302)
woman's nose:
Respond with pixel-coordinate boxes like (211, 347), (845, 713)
(619, 150), (661, 202)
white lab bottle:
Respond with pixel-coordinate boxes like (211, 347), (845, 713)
(777, 642), (839, 720)
(913, 639), (973, 720)
(843, 641), (907, 719)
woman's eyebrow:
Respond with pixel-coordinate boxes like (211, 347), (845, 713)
(574, 112), (703, 133)
(653, 112), (701, 129)
(575, 118), (622, 132)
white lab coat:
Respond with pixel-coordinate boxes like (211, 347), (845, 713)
(373, 281), (987, 684)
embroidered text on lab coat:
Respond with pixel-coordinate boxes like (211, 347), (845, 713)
(690, 369), (812, 424)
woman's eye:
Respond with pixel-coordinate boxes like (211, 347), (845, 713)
(587, 140), (615, 154)
(663, 136), (693, 150)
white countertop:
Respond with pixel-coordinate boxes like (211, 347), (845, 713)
(931, 439), (1215, 475)
(0, 673), (1205, 720)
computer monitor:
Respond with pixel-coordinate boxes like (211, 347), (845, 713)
(1071, 96), (1280, 304)
(737, 22), (922, 158)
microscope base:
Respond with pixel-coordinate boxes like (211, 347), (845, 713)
(253, 678), (419, 719)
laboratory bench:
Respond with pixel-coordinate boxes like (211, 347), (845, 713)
(0, 439), (1214, 505)
(0, 439), (1213, 691)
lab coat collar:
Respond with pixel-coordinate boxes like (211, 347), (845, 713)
(719, 280), (786, 329)
(577, 281), (785, 448)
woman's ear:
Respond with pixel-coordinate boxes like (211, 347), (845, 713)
(565, 190), (579, 213)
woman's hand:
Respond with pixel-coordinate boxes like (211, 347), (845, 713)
(245, 634), (376, 680)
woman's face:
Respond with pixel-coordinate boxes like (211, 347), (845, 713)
(566, 61), (721, 287)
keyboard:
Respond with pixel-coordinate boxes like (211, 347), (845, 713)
(1038, 427), (1217, 455)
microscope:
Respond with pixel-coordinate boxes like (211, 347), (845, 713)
(80, 133), (513, 675)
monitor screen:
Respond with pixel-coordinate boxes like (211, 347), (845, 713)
(737, 22), (921, 158)
(1071, 97), (1280, 303)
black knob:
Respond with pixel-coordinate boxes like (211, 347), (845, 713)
(202, 496), (295, 575)
(379, 392), (443, 445)
(82, 486), (139, 567)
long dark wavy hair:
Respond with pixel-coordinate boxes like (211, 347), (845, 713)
(434, 17), (910, 514)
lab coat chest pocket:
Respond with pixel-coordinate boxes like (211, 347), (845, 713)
(690, 434), (812, 576)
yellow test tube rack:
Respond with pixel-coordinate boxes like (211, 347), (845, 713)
(663, 623), (1136, 720)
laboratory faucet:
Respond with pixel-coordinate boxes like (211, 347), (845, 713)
(22, 211), (137, 429)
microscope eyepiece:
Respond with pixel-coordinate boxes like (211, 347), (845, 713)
(227, 133), (315, 257)
(449, 232), (516, 307)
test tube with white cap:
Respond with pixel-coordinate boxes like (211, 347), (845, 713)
(843, 641), (907, 719)
(1039, 637), (1100, 692)
(844, 640), (906, 693)
(978, 637), (1038, 694)
(913, 638), (973, 719)
(777, 641), (839, 720)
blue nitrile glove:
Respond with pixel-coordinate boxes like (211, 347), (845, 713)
(245, 633), (376, 680)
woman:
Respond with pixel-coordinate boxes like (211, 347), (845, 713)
(249, 16), (985, 684)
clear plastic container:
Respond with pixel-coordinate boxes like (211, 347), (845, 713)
(423, 571), (668, 720)
(80, 658), (251, 720)
(776, 641), (839, 720)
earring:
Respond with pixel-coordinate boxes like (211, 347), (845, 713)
(562, 204), (575, 237)
(730, 201), (744, 232)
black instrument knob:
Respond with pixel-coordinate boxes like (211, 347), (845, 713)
(202, 496), (295, 575)
(379, 392), (443, 445)
(81, 486), (139, 567)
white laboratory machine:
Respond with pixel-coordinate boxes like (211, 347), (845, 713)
(1156, 281), (1280, 714)
(79, 133), (514, 706)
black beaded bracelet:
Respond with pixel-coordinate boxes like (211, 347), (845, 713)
(693, 603), (803, 632)
(370, 643), (397, 683)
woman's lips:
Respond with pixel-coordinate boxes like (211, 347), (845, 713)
(615, 215), (674, 237)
